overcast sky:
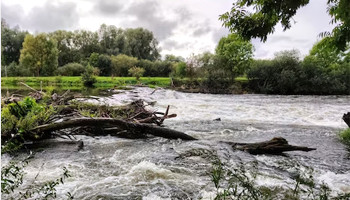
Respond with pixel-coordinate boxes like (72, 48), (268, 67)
(1, 0), (335, 59)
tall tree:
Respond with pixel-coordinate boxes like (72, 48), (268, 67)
(20, 33), (58, 76)
(98, 24), (126, 55)
(49, 30), (82, 66)
(216, 33), (253, 82)
(74, 30), (101, 59)
(220, 0), (350, 50)
(1, 18), (27, 65)
(124, 28), (160, 61)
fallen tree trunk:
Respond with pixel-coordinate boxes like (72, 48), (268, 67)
(343, 112), (350, 128)
(31, 118), (197, 141)
(225, 137), (316, 155)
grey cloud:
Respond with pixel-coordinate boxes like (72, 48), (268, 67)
(175, 7), (192, 21)
(161, 39), (185, 51)
(24, 2), (79, 32)
(192, 23), (211, 37)
(212, 27), (229, 43)
(1, 3), (25, 28)
(95, 0), (124, 16)
(268, 35), (309, 44)
(125, 0), (179, 40)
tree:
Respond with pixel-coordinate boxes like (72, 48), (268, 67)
(306, 37), (349, 70)
(110, 54), (138, 76)
(124, 28), (160, 61)
(164, 54), (185, 63)
(98, 24), (126, 55)
(19, 33), (58, 76)
(96, 54), (112, 76)
(220, 0), (350, 50)
(1, 18), (27, 65)
(174, 62), (187, 78)
(215, 33), (253, 82)
(74, 30), (101, 59)
(49, 30), (82, 66)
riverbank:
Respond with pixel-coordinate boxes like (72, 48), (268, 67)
(2, 76), (251, 94)
(1, 76), (171, 88)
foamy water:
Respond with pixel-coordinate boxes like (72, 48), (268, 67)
(2, 87), (350, 199)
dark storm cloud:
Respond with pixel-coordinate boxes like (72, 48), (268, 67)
(124, 0), (180, 40)
(1, 3), (25, 28)
(95, 0), (124, 16)
(24, 2), (79, 32)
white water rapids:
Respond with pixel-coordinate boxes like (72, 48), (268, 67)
(2, 87), (350, 199)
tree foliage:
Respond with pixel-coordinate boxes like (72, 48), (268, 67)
(111, 54), (138, 76)
(55, 63), (85, 76)
(220, 0), (350, 50)
(1, 19), (27, 65)
(247, 49), (350, 94)
(124, 28), (160, 61)
(216, 33), (253, 81)
(19, 34), (58, 76)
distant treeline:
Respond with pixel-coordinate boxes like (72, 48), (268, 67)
(1, 18), (349, 95)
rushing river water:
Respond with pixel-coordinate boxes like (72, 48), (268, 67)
(2, 87), (350, 199)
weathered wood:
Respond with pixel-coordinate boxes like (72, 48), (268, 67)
(225, 137), (316, 155)
(31, 118), (197, 141)
(343, 112), (350, 128)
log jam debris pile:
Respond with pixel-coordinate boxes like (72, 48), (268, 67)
(1, 87), (323, 155)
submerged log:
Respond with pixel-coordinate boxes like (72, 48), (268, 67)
(226, 137), (316, 155)
(31, 118), (197, 141)
(343, 112), (350, 128)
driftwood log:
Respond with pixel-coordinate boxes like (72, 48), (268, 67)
(225, 137), (316, 155)
(343, 112), (350, 128)
(31, 118), (197, 141)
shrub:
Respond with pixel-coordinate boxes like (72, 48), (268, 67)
(55, 63), (85, 76)
(1, 62), (30, 77)
(128, 66), (145, 81)
(111, 54), (138, 77)
(81, 64), (97, 87)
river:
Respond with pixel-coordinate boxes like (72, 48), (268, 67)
(2, 87), (350, 199)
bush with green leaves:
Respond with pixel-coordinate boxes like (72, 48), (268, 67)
(1, 62), (31, 77)
(247, 49), (350, 95)
(128, 66), (145, 81)
(55, 62), (85, 76)
(1, 97), (55, 153)
(174, 62), (187, 78)
(81, 64), (97, 87)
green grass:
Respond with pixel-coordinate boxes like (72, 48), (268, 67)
(339, 128), (350, 144)
(1, 76), (171, 88)
(1, 76), (247, 88)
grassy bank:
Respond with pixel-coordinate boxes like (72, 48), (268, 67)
(1, 76), (171, 88)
